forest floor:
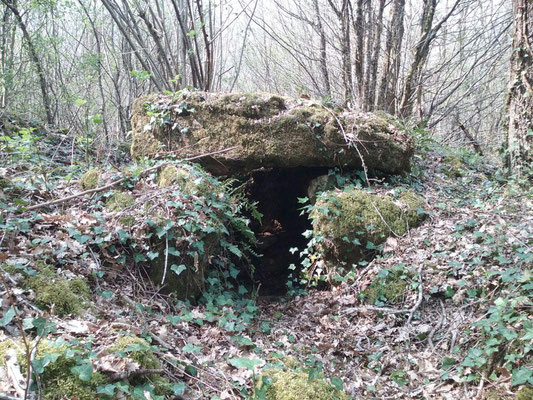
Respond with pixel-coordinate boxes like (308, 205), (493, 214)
(0, 136), (532, 400)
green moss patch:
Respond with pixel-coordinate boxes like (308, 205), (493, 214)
(105, 191), (135, 212)
(79, 169), (100, 190)
(257, 370), (349, 400)
(443, 155), (465, 178)
(516, 386), (533, 400)
(361, 266), (412, 305)
(158, 164), (214, 196)
(26, 266), (90, 316)
(108, 336), (171, 395)
(108, 336), (161, 370)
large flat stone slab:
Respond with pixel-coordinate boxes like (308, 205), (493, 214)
(131, 92), (414, 175)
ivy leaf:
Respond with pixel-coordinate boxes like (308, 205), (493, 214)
(101, 290), (114, 299)
(330, 377), (344, 391)
(71, 362), (93, 382)
(228, 357), (264, 370)
(182, 343), (202, 354)
(167, 247), (181, 256)
(97, 384), (116, 395)
(28, 317), (57, 336)
(521, 322), (533, 341)
(133, 253), (147, 262)
(0, 307), (15, 326)
(171, 382), (186, 395)
(32, 357), (51, 374)
(171, 264), (187, 276)
(441, 357), (455, 369)
(511, 367), (533, 386)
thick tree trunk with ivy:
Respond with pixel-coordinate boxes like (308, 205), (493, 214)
(506, 0), (533, 175)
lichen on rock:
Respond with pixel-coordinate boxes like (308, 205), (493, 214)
(256, 370), (349, 400)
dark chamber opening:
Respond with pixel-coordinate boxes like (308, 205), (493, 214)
(244, 167), (329, 295)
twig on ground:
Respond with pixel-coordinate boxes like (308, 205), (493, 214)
(428, 300), (446, 351)
(407, 264), (424, 325)
(475, 376), (485, 400)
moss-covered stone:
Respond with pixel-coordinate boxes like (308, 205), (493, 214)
(311, 189), (426, 267)
(443, 155), (465, 178)
(0, 339), (106, 400)
(79, 169), (100, 190)
(26, 266), (90, 316)
(105, 191), (135, 212)
(159, 165), (192, 189)
(256, 370), (349, 400)
(158, 164), (213, 195)
(108, 336), (161, 369)
(131, 92), (414, 175)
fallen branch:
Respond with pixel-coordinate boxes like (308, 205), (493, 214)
(23, 146), (237, 212)
(341, 305), (411, 316)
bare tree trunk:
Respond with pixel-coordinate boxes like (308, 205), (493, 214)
(78, 0), (110, 144)
(399, 0), (462, 118)
(506, 0), (533, 174)
(399, 0), (437, 118)
(354, 0), (365, 103)
(313, 0), (331, 96)
(365, 0), (386, 110)
(2, 0), (54, 125)
(377, 0), (405, 114)
(329, 0), (353, 105)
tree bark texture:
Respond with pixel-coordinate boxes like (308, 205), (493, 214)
(507, 0), (533, 174)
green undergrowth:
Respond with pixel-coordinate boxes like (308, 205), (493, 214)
(427, 150), (533, 392)
(361, 264), (413, 305)
(107, 336), (172, 396)
(17, 264), (90, 316)
(0, 339), (106, 400)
